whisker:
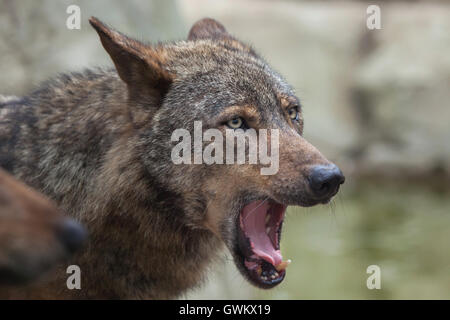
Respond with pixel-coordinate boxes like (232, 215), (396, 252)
(337, 194), (347, 221)
(329, 199), (338, 228)
(202, 188), (221, 217)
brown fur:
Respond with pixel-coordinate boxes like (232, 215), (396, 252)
(0, 168), (84, 286)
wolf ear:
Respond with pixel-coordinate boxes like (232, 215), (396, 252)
(188, 18), (230, 41)
(89, 17), (173, 99)
(188, 18), (257, 56)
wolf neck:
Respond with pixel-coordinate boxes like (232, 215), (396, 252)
(5, 69), (222, 299)
(101, 131), (223, 294)
(67, 71), (222, 299)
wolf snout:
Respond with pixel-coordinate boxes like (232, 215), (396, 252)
(308, 164), (345, 201)
(56, 219), (87, 254)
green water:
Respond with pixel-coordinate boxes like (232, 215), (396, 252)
(189, 181), (450, 299)
(258, 182), (450, 299)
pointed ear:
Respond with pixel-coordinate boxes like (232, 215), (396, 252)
(188, 18), (230, 41)
(89, 17), (173, 99)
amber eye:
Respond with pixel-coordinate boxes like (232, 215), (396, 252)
(227, 117), (244, 129)
(288, 107), (299, 120)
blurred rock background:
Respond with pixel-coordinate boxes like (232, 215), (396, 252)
(1, 0), (449, 299)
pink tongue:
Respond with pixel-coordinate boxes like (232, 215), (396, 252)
(241, 201), (283, 266)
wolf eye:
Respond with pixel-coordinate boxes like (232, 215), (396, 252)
(288, 107), (299, 121)
(227, 117), (245, 129)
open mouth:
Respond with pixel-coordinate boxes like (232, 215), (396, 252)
(236, 199), (290, 289)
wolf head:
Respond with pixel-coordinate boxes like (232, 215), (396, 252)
(90, 17), (344, 289)
(0, 169), (86, 285)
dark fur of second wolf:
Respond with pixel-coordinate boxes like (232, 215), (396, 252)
(0, 18), (336, 298)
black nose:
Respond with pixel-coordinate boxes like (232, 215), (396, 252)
(57, 219), (87, 254)
(308, 164), (345, 199)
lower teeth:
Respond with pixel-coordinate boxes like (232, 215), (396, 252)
(261, 270), (279, 281)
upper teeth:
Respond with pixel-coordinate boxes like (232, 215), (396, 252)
(265, 214), (270, 224)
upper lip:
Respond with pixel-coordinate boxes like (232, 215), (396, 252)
(272, 187), (339, 207)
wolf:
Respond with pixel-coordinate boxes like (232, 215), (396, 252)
(0, 17), (344, 299)
(0, 167), (86, 286)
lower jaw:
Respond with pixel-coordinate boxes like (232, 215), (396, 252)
(244, 259), (286, 288)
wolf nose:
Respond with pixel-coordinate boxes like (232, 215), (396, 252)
(308, 164), (345, 199)
(57, 219), (87, 254)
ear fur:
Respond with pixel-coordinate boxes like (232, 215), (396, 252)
(188, 18), (230, 41)
(188, 18), (257, 56)
(89, 17), (173, 100)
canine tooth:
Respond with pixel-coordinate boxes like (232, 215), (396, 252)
(265, 214), (270, 224)
(275, 259), (292, 272)
(266, 227), (271, 234)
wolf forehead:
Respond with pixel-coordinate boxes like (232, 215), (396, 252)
(163, 41), (298, 111)
(89, 16), (299, 118)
